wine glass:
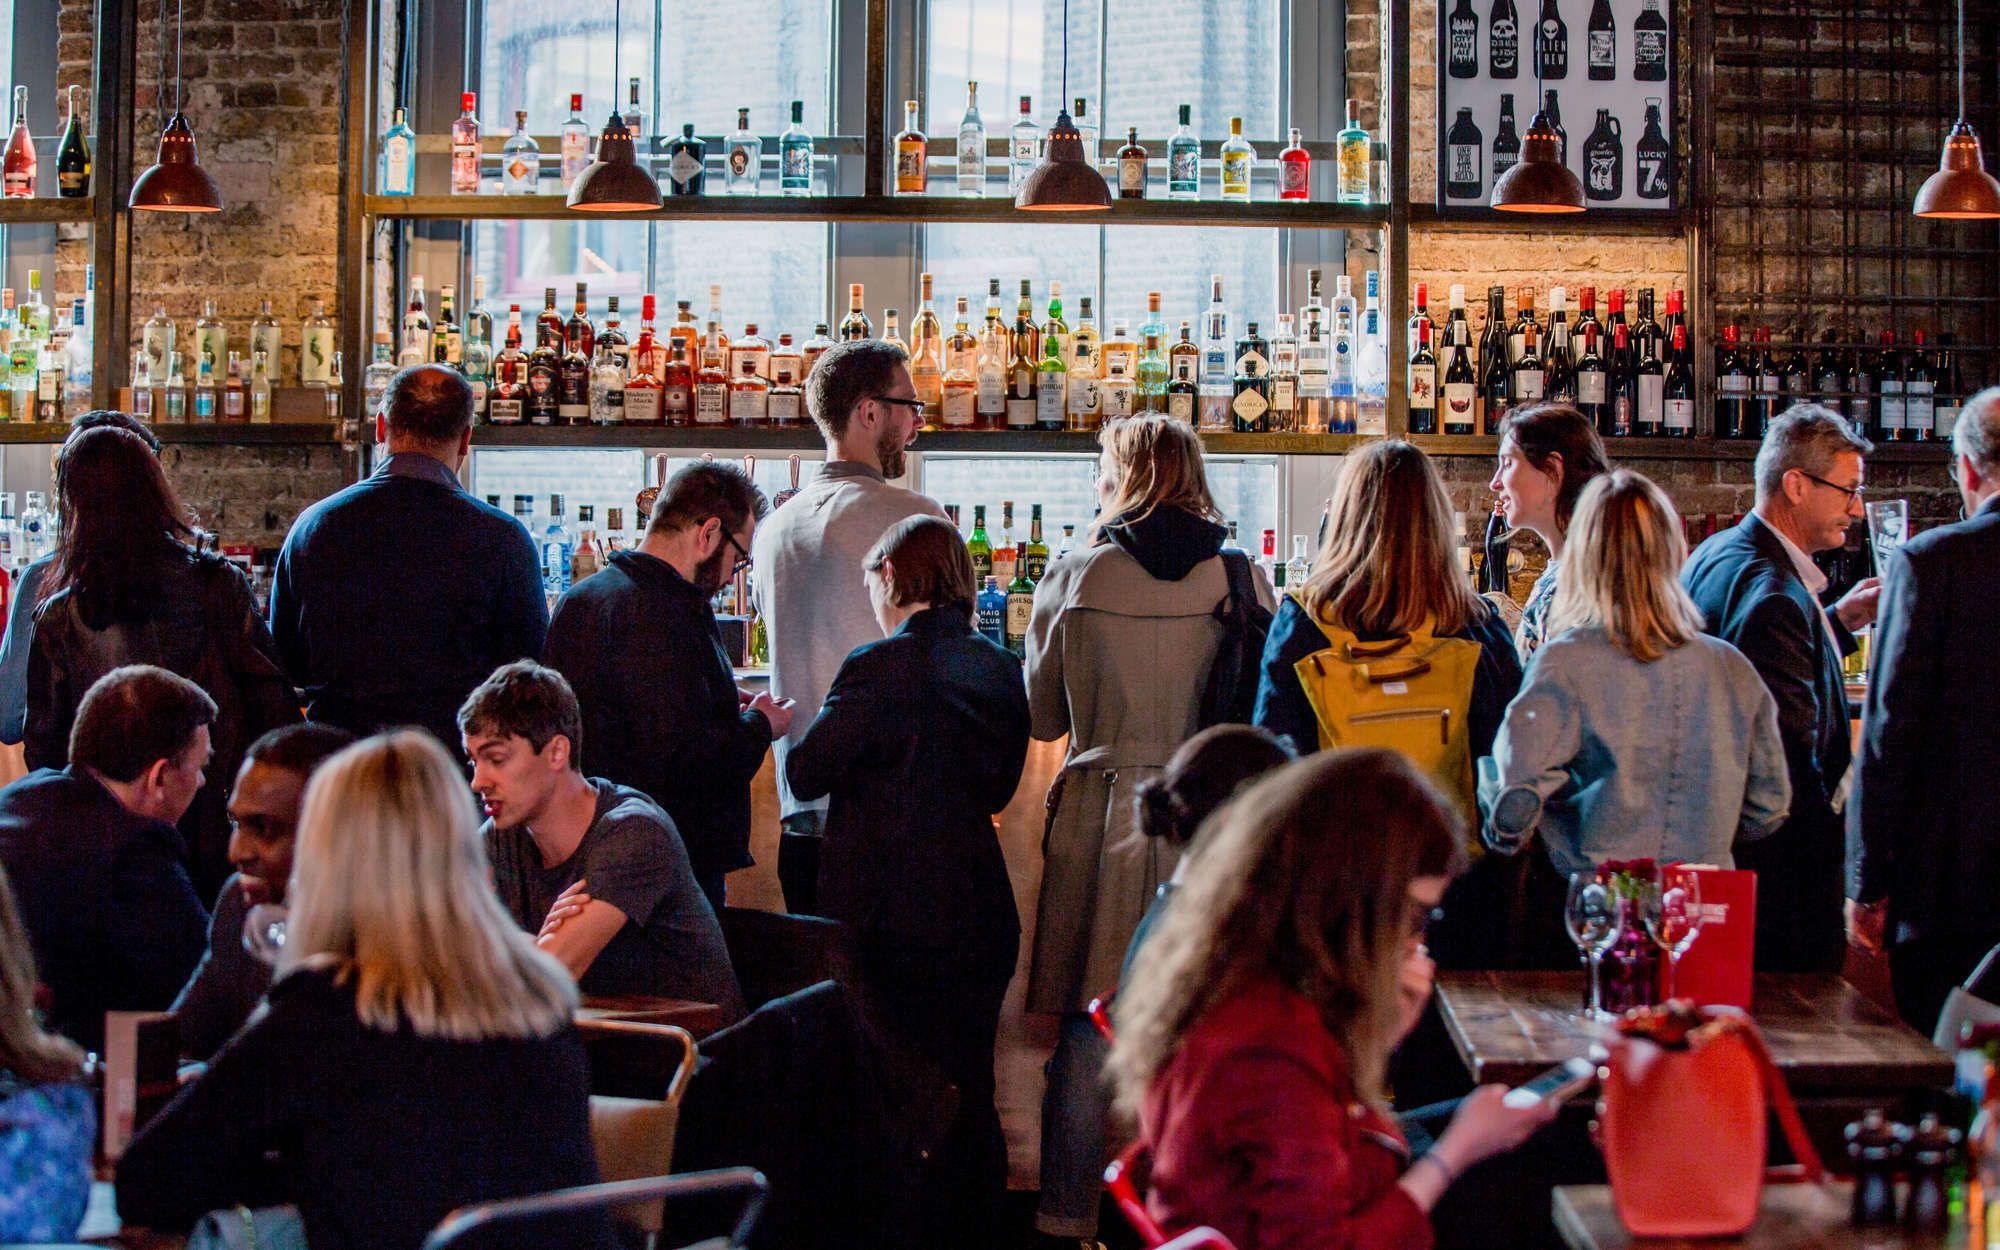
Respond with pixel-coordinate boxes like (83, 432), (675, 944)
(1565, 872), (1624, 1019)
(1642, 865), (1704, 1000)
(241, 902), (289, 967)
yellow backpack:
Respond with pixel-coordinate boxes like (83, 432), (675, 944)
(1288, 592), (1483, 823)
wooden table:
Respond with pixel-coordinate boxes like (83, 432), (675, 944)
(576, 994), (725, 1038)
(1554, 1182), (1964, 1250)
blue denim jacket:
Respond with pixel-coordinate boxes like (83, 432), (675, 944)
(1480, 625), (1792, 879)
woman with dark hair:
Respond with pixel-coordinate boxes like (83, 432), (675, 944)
(0, 867), (92, 1242)
(786, 513), (1031, 1250)
(1488, 403), (1612, 659)
(1109, 749), (1557, 1250)
(25, 425), (299, 897)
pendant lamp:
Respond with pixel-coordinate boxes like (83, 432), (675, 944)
(129, 0), (221, 212)
(1015, 0), (1111, 211)
(1913, 0), (2000, 219)
(1490, 17), (1583, 213)
(569, 0), (663, 212)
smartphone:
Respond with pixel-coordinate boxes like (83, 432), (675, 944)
(1500, 1056), (1597, 1109)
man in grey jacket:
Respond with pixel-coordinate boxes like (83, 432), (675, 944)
(751, 339), (944, 912)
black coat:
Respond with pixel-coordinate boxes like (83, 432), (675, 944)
(786, 605), (1030, 977)
(1683, 513), (1856, 972)
(1850, 494), (2000, 946)
(543, 550), (773, 882)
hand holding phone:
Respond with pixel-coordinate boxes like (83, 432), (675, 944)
(1501, 1056), (1598, 1109)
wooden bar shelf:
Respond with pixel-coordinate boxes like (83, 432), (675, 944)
(0, 198), (95, 225)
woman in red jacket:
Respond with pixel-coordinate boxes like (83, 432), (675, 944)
(1108, 748), (1559, 1250)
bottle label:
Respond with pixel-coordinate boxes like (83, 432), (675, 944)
(767, 390), (800, 424)
(1338, 140), (1369, 198)
(663, 385), (691, 421)
(1587, 148), (1617, 196)
(1449, 144), (1479, 191)
(1721, 374), (1749, 394)
(732, 390), (768, 423)
(1167, 391), (1196, 423)
(1172, 353), (1200, 384)
(1013, 136), (1038, 167)
(1639, 149), (1668, 198)
(1665, 397), (1694, 430)
(1272, 376), (1297, 412)
(729, 146), (753, 179)
(251, 393), (271, 420)
(1067, 376), (1100, 416)
(977, 368), (1006, 413)
(783, 143), (812, 184)
(1101, 382), (1137, 420)
(942, 388), (975, 427)
(694, 383), (727, 424)
(1202, 348), (1229, 384)
(1589, 31), (1614, 67)
(1578, 370), (1607, 404)
(452, 143), (479, 191)
(896, 144), (926, 189)
(1937, 404), (1961, 437)
(1906, 382), (1933, 432)
(622, 388), (661, 424)
(1221, 152), (1249, 193)
(1278, 159), (1308, 197)
(1005, 396), (1036, 428)
(1120, 157), (1146, 193)
(302, 329), (335, 383)
(1443, 381), (1476, 426)
(1515, 368), (1545, 400)
(1450, 16), (1477, 68)
(1036, 385), (1066, 425)
(505, 156), (534, 186)
(670, 150), (703, 186)
(1232, 386), (1270, 424)
(1005, 595), (1032, 641)
(1880, 382), (1905, 429)
(1169, 146), (1199, 189)
(383, 136), (412, 191)
(1635, 30), (1668, 68)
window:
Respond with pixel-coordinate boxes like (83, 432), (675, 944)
(918, 454), (1280, 554)
(467, 448), (648, 537)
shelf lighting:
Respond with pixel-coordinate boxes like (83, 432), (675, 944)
(1913, 0), (2000, 220)
(1490, 13), (1583, 214)
(130, 0), (221, 213)
(567, 0), (663, 212)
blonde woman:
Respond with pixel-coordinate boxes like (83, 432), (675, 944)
(116, 731), (610, 1250)
(0, 868), (92, 1243)
(1484, 470), (1790, 964)
(1109, 749), (1556, 1250)
(1025, 414), (1274, 1245)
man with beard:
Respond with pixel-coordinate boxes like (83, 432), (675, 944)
(751, 339), (946, 913)
(543, 461), (789, 911)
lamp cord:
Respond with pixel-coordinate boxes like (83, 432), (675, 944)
(612, 0), (622, 113)
(1061, 0), (1069, 110)
(174, 0), (183, 115)
(1956, 0), (1966, 122)
(155, 0), (167, 126)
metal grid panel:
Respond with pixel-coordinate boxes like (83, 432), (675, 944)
(1705, 0), (2000, 388)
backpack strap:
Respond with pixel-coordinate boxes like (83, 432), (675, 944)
(1214, 549), (1254, 621)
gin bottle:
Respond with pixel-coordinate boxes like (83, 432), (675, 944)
(1167, 104), (1200, 199)
(956, 81), (985, 196)
(380, 106), (416, 195)
(1009, 96), (1038, 191)
(560, 93), (591, 189)
(780, 100), (813, 195)
(502, 110), (540, 193)
(725, 107), (762, 194)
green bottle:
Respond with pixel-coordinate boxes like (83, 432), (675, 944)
(1137, 330), (1169, 412)
(1036, 333), (1068, 431)
(1024, 504), (1050, 583)
(967, 504), (993, 583)
(1005, 546), (1035, 658)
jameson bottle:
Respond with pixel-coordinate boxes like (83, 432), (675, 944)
(1587, 0), (1616, 80)
(1448, 0), (1480, 78)
(1636, 99), (1671, 200)
(1492, 94), (1520, 182)
(1536, 0), (1569, 79)
(1489, 0), (1519, 78)
(1447, 108), (1484, 200)
(1633, 0), (1669, 81)
(1583, 108), (1623, 201)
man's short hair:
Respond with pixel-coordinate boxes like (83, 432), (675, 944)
(1954, 386), (2000, 475)
(244, 723), (356, 778)
(804, 339), (911, 440)
(1754, 403), (1874, 499)
(384, 364), (475, 446)
(457, 660), (584, 764)
(70, 665), (218, 782)
(648, 461), (771, 538)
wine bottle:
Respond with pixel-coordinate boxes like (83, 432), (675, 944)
(55, 86), (89, 198)
(1409, 320), (1439, 436)
(1635, 325), (1665, 437)
(1443, 317), (1477, 435)
(1479, 286), (1510, 434)
(1513, 321), (1545, 403)
(1610, 323), (1637, 436)
(1714, 324), (1751, 439)
(1576, 323), (1608, 431)
(1543, 287), (1574, 401)
(1664, 325), (1695, 436)
(1751, 327), (1781, 439)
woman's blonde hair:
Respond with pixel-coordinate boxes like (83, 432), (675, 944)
(1108, 749), (1467, 1116)
(1301, 440), (1485, 636)
(282, 731), (577, 1040)
(1089, 416), (1221, 544)
(0, 869), (82, 1085)
(1546, 469), (1705, 663)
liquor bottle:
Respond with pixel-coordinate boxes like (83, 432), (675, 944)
(1200, 275), (1231, 428)
(729, 357), (769, 425)
(1576, 323), (1608, 430)
(1118, 128), (1148, 199)
(399, 276), (429, 366)
(362, 322), (397, 416)
(1136, 330), (1168, 416)
(219, 353), (244, 424)
(163, 350), (187, 422)
(1492, 93), (1520, 182)
(1297, 270), (1331, 432)
(596, 295), (626, 371)
(665, 298), (697, 368)
(1664, 325), (1695, 435)
(780, 100), (813, 195)
(957, 82), (985, 196)
(1442, 310), (1477, 435)
(1337, 98), (1371, 204)
(1036, 331), (1069, 432)
(249, 350), (272, 423)
(450, 92), (481, 194)
(623, 305), (663, 426)
(1025, 506), (1050, 583)
(768, 341), (803, 425)
(1543, 286), (1574, 400)
(56, 86), (89, 197)
(250, 299), (282, 378)
(1072, 98), (1099, 170)
(432, 284), (462, 366)
(1878, 330), (1907, 441)
(502, 110), (540, 193)
(725, 106), (762, 194)
(16, 269), (48, 343)
(894, 99), (927, 195)
(1536, 0), (1568, 78)
(882, 309), (906, 356)
(976, 282), (1008, 428)
(968, 506), (994, 582)
(571, 507), (602, 582)
(1408, 319), (1438, 435)
(839, 283), (871, 340)
(911, 272), (945, 422)
(559, 93), (591, 189)
(62, 298), (90, 413)
(1636, 99), (1671, 200)
(466, 275), (495, 358)
(625, 77), (646, 153)
(1477, 286), (1508, 432)
(142, 304), (175, 384)
(1270, 315), (1299, 429)
(667, 124), (706, 195)
(1357, 269), (1388, 425)
(1167, 103), (1200, 200)
(1933, 333), (1963, 441)
(977, 576), (1006, 646)
(194, 298), (227, 381)
(1513, 321), (1545, 403)
(1407, 281), (1433, 361)
(1231, 322), (1271, 433)
(693, 321), (729, 425)
(1040, 282), (1068, 363)
(802, 323), (836, 375)
(1071, 296), (1102, 380)
(1904, 330), (1936, 442)
(525, 314), (561, 425)
(558, 304), (591, 427)
(1587, 0), (1616, 79)
(1448, 0), (1480, 77)
(1631, 324), (1663, 435)
(1010, 96), (1038, 191)
(1847, 332), (1881, 435)
(1100, 354), (1136, 423)
(1714, 324), (1751, 438)
(1583, 108), (1622, 201)
(942, 298), (979, 429)
(541, 495), (577, 599)
(1490, 0), (1520, 78)
(489, 308), (528, 424)
(589, 326), (626, 425)
(192, 350), (218, 423)
(728, 320), (769, 380)
(4, 88), (33, 197)
(1159, 321), (1197, 424)
(1446, 107), (1483, 199)
(1220, 117), (1253, 201)
(1278, 128), (1310, 200)
(131, 354), (155, 422)
(1813, 328), (1847, 406)
(1633, 0), (1669, 80)
(1005, 549), (1034, 658)
(1007, 281), (1038, 429)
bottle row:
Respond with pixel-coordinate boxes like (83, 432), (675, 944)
(1, 86), (91, 200)
(1714, 325), (1976, 444)
(131, 298), (343, 423)
(1444, 92), (1671, 202)
(0, 269), (94, 424)
(382, 86), (1378, 205)
(1445, 0), (1671, 84)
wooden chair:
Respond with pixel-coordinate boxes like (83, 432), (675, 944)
(420, 1167), (768, 1250)
(578, 1018), (698, 1241)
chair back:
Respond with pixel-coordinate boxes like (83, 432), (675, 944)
(1087, 993), (1116, 1042)
(1105, 1142), (1240, 1250)
(718, 907), (851, 1012)
(420, 1167), (768, 1250)
(580, 1020), (698, 1233)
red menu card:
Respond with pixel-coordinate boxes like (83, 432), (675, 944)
(1665, 868), (1756, 1009)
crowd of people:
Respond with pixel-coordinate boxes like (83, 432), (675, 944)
(0, 330), (1990, 1250)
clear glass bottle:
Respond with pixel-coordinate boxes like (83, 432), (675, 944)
(541, 494), (577, 599)
(780, 99), (813, 196)
(3, 87), (33, 198)
(942, 297), (978, 428)
(1337, 97), (1371, 204)
(1167, 103), (1200, 199)
(957, 81), (985, 197)
(19, 492), (51, 564)
(502, 110), (540, 193)
(250, 299), (282, 377)
(910, 273), (944, 423)
(894, 99), (927, 195)
(61, 298), (90, 413)
(399, 275), (430, 367)
(193, 298), (226, 379)
(1219, 116), (1252, 201)
(725, 106), (763, 194)
(559, 93), (591, 189)
(142, 304), (175, 384)
(363, 323), (397, 419)
(1072, 97), (1098, 170)
(192, 350), (218, 422)
(1331, 274), (1360, 434)
(1200, 275), (1231, 428)
(1009, 95), (1039, 191)
(450, 91), (481, 194)
(301, 299), (336, 386)
(131, 354), (154, 422)
(380, 105), (417, 195)
(220, 352), (245, 424)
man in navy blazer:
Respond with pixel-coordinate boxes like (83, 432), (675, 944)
(1683, 406), (1879, 973)
(1848, 391), (2000, 1034)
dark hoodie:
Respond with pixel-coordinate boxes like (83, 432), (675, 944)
(1102, 507), (1228, 583)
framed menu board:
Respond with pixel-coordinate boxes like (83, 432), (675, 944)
(1436, 0), (1679, 212)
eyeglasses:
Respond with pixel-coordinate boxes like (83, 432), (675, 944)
(871, 395), (925, 414)
(1795, 470), (1866, 506)
(721, 529), (753, 576)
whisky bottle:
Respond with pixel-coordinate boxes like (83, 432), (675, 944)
(1070, 296), (1101, 379)
(502, 110), (540, 193)
(968, 507), (994, 583)
(802, 323), (835, 375)
(911, 272), (944, 422)
(1005, 549), (1034, 658)
(558, 317), (591, 427)
(1068, 336), (1102, 429)
(693, 322), (729, 425)
(729, 357), (769, 425)
(729, 322), (771, 382)
(1099, 356), (1136, 422)
(526, 320), (561, 425)
(839, 283), (871, 340)
(1025, 508), (1051, 582)
(1220, 117), (1253, 201)
(976, 282), (1007, 428)
(622, 311), (662, 426)
(1035, 333), (1068, 432)
(432, 285), (461, 366)
(768, 343), (803, 425)
(1449, 0), (1480, 78)
(942, 299), (979, 429)
(1167, 321), (1200, 425)
(1100, 318), (1137, 386)
(894, 99), (927, 195)
(1006, 281), (1038, 429)
(489, 308), (528, 425)
(881, 309), (906, 356)
(977, 576), (1005, 646)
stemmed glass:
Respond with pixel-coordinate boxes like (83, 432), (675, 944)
(242, 902), (289, 967)
(1566, 872), (1624, 1020)
(1642, 865), (1704, 1001)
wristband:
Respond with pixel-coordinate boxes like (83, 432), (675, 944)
(1415, 1152), (1457, 1187)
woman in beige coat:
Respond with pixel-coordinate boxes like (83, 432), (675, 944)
(1023, 415), (1275, 1245)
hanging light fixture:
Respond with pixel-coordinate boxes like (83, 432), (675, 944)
(129, 0), (221, 212)
(1490, 14), (1583, 213)
(1015, 0), (1111, 211)
(568, 0), (663, 212)
(1913, 0), (2000, 219)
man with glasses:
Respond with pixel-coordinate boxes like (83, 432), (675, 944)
(751, 338), (946, 913)
(1684, 404), (1880, 973)
(543, 461), (788, 910)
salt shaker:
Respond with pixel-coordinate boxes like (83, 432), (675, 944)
(1846, 1110), (1908, 1227)
(1903, 1112), (1962, 1232)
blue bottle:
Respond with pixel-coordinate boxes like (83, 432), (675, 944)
(976, 575), (1006, 647)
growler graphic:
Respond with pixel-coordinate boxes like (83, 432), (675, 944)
(1584, 108), (1623, 201)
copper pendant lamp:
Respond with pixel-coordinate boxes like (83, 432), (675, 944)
(1913, 0), (2000, 219)
(1490, 16), (1583, 213)
(130, 0), (221, 212)
(1015, 0), (1111, 211)
(568, 0), (662, 212)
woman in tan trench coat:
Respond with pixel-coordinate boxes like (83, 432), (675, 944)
(1022, 415), (1275, 1245)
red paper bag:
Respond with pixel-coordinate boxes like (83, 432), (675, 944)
(1664, 868), (1755, 1008)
